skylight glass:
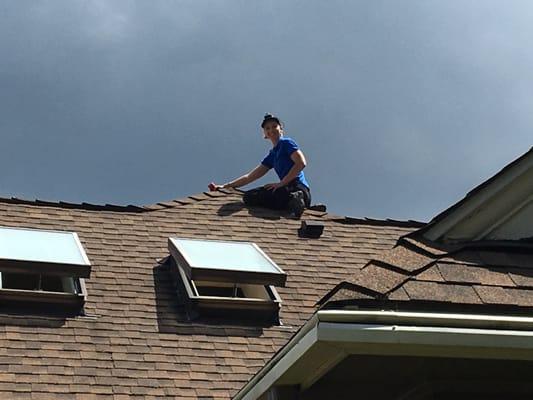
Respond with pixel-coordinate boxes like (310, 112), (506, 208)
(0, 226), (89, 266)
(168, 238), (286, 286)
(170, 238), (278, 273)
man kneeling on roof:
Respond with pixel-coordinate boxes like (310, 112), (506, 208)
(209, 113), (311, 218)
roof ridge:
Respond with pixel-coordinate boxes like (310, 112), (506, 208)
(0, 189), (243, 213)
(146, 192), (425, 227)
(326, 215), (426, 228)
(0, 190), (427, 227)
(142, 188), (243, 211)
(0, 196), (146, 213)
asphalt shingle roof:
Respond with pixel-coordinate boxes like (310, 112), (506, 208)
(321, 235), (533, 314)
(0, 190), (417, 399)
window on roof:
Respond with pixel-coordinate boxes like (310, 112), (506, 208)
(168, 238), (286, 323)
(0, 226), (90, 311)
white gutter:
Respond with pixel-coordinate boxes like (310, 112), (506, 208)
(233, 309), (533, 400)
(317, 309), (533, 330)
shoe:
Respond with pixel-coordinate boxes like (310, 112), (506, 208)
(288, 191), (305, 219)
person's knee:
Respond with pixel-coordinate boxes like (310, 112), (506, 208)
(243, 191), (253, 205)
(243, 188), (263, 206)
(272, 189), (290, 210)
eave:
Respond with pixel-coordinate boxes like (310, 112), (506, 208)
(234, 309), (533, 400)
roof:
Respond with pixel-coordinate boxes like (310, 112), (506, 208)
(421, 146), (533, 241)
(0, 189), (417, 399)
(426, 147), (533, 227)
(320, 233), (533, 314)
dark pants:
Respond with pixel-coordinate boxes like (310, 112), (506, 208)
(243, 182), (311, 210)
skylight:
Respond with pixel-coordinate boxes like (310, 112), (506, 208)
(0, 226), (91, 278)
(167, 237), (285, 323)
(0, 226), (91, 311)
(168, 238), (286, 287)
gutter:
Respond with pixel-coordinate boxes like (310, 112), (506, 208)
(233, 309), (533, 400)
(317, 309), (533, 330)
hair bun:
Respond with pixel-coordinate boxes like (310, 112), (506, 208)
(261, 113), (282, 128)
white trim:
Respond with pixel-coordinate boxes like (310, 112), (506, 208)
(300, 348), (346, 390)
(239, 316), (318, 400)
(72, 232), (91, 266)
(476, 194), (533, 239)
(0, 226), (91, 266)
(0, 224), (82, 236)
(318, 322), (533, 351)
(317, 310), (533, 330)
(234, 310), (533, 400)
(169, 237), (286, 275)
(424, 153), (533, 241)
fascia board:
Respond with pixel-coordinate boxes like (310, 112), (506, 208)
(424, 152), (533, 241)
(234, 309), (533, 399)
(318, 323), (533, 360)
(317, 310), (533, 331)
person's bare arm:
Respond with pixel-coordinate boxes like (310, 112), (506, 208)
(209, 164), (269, 191)
(264, 150), (307, 191)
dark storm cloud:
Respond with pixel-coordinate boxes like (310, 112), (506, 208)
(0, 1), (531, 220)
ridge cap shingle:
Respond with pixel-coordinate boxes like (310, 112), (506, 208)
(0, 189), (243, 213)
(0, 190), (426, 228)
(0, 196), (145, 213)
(323, 214), (427, 228)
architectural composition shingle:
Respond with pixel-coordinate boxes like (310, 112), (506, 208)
(231, 148), (533, 400)
(321, 237), (533, 313)
(2, 148), (533, 399)
(0, 190), (417, 399)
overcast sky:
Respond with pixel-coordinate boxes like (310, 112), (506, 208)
(1, 1), (531, 221)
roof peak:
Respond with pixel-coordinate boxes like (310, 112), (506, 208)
(422, 147), (533, 242)
(0, 189), (241, 213)
(0, 189), (425, 227)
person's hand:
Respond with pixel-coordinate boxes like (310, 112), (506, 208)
(264, 182), (284, 191)
(208, 182), (223, 191)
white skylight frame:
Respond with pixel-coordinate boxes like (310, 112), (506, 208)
(0, 226), (91, 278)
(174, 260), (282, 320)
(0, 226), (90, 310)
(168, 238), (286, 287)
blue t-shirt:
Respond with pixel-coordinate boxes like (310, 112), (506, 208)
(261, 137), (310, 188)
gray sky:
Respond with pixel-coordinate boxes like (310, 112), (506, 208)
(1, 1), (531, 221)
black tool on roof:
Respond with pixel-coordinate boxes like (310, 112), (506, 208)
(298, 220), (324, 238)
